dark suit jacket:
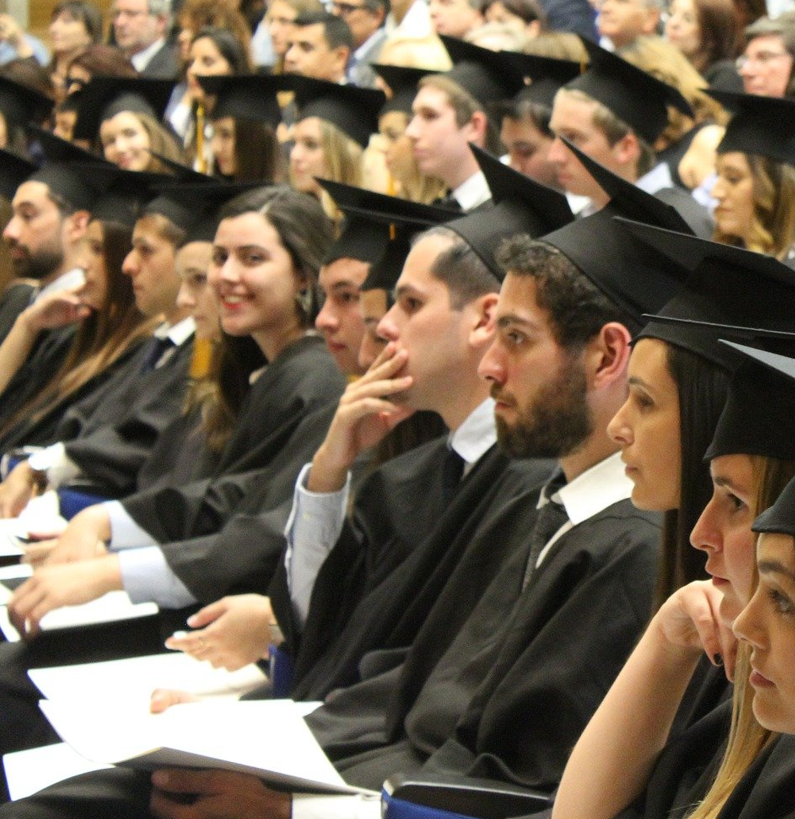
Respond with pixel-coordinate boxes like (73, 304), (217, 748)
(139, 41), (180, 79)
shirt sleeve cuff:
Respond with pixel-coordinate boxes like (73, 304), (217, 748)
(28, 442), (82, 489)
(117, 546), (197, 608)
(292, 793), (381, 819)
(104, 501), (158, 550)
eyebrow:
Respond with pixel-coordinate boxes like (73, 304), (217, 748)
(328, 281), (359, 292)
(758, 559), (795, 584)
(628, 375), (653, 390)
(395, 284), (422, 299)
(496, 313), (538, 331)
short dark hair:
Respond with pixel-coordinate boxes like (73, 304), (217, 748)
(52, 1), (104, 45)
(361, 0), (390, 15)
(294, 11), (354, 51)
(496, 235), (641, 346)
(416, 226), (500, 309)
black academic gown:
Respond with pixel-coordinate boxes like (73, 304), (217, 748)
(0, 282), (34, 346)
(0, 327), (75, 428)
(270, 438), (553, 701)
(37, 333), (197, 497)
(0, 338), (149, 451)
(317, 497), (661, 793)
(0, 337), (345, 777)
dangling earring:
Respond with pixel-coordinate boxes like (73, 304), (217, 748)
(296, 287), (313, 317)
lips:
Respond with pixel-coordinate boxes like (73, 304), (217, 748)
(750, 666), (775, 688)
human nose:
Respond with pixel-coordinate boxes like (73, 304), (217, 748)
(547, 135), (568, 166)
(376, 304), (400, 341)
(122, 248), (138, 277)
(314, 299), (337, 332)
(690, 495), (720, 554)
(2, 214), (20, 243)
(405, 114), (420, 141)
(732, 583), (766, 649)
(176, 280), (195, 311)
(607, 399), (633, 446)
(477, 338), (506, 385)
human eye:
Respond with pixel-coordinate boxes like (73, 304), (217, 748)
(767, 586), (795, 615)
(337, 290), (360, 305)
(240, 248), (267, 265)
(211, 248), (228, 266)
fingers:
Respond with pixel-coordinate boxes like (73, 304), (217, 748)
(21, 539), (58, 567)
(150, 689), (198, 714)
(165, 629), (208, 657)
(187, 599), (227, 629)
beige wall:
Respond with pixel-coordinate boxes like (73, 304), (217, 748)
(29, 0), (114, 40)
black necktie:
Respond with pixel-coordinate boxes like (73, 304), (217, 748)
(441, 447), (466, 506)
(140, 336), (174, 372)
(522, 472), (569, 590)
(433, 191), (462, 212)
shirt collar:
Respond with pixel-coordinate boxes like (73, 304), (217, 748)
(155, 316), (195, 346)
(452, 171), (490, 211)
(353, 27), (384, 60)
(553, 451), (633, 526)
(636, 162), (673, 195)
(449, 397), (497, 468)
(131, 37), (166, 72)
(35, 268), (85, 303)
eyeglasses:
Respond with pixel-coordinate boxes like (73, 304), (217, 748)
(331, 2), (368, 14)
(736, 50), (791, 69)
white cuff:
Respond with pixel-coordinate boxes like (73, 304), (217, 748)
(104, 501), (158, 550)
(292, 793), (381, 819)
(28, 442), (81, 489)
(117, 546), (197, 608)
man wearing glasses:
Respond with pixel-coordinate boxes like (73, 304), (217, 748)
(331, 0), (388, 88)
(111, 0), (179, 79)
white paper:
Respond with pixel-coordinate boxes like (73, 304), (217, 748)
(0, 564), (32, 605)
(3, 743), (111, 801)
(39, 699), (375, 796)
(0, 591), (159, 642)
(0, 519), (27, 558)
(29, 653), (268, 709)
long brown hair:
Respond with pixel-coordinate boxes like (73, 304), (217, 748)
(686, 455), (795, 819)
(0, 220), (157, 438)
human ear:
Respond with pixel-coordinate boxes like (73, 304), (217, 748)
(588, 321), (632, 390)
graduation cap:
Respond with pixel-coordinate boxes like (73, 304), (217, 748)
(67, 163), (168, 227)
(288, 75), (385, 147)
(371, 64), (436, 116)
(754, 471), (795, 536)
(538, 146), (701, 323)
(446, 144), (573, 280)
(692, 332), (795, 462)
(0, 148), (36, 200)
(27, 125), (109, 165)
(147, 180), (265, 241)
(148, 152), (215, 182)
(564, 37), (692, 144)
(501, 53), (583, 109)
(0, 75), (53, 128)
(707, 89), (795, 165)
(316, 178), (455, 286)
(72, 77), (178, 143)
(197, 74), (286, 126)
(618, 220), (795, 367)
(439, 36), (527, 110)
(23, 127), (109, 211)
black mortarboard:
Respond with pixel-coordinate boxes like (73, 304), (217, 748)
(197, 74), (286, 126)
(707, 89), (795, 165)
(289, 75), (385, 147)
(755, 472), (795, 536)
(148, 152), (215, 182)
(539, 154), (698, 323)
(0, 75), (53, 128)
(67, 163), (167, 227)
(565, 37), (692, 144)
(699, 334), (795, 462)
(25, 128), (109, 211)
(27, 125), (109, 165)
(0, 148), (36, 200)
(621, 220), (795, 368)
(501, 52), (582, 109)
(316, 178), (454, 282)
(371, 64), (436, 116)
(72, 77), (177, 142)
(440, 36), (527, 109)
(148, 180), (265, 241)
(446, 144), (573, 280)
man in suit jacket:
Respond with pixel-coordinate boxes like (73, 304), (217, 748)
(112, 0), (179, 79)
(337, 0), (388, 88)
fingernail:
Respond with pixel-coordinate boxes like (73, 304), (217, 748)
(714, 653), (724, 667)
